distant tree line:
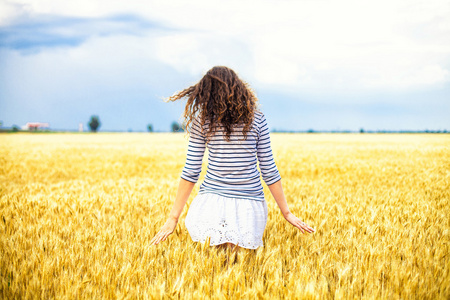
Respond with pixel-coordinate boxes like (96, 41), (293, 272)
(1, 116), (447, 133)
(271, 128), (448, 134)
(86, 116), (184, 133)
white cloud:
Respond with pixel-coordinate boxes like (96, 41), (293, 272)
(3, 0), (450, 93)
(150, 0), (450, 92)
(154, 31), (253, 79)
(362, 64), (450, 89)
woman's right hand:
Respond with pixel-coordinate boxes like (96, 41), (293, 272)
(283, 212), (315, 234)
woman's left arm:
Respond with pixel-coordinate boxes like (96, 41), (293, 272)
(151, 118), (205, 246)
(150, 178), (196, 245)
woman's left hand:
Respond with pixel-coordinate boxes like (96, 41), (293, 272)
(150, 217), (178, 245)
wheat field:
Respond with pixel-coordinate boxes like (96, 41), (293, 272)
(1, 133), (449, 299)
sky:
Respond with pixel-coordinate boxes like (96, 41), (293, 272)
(0, 0), (449, 132)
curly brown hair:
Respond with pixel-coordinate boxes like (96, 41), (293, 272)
(166, 66), (259, 142)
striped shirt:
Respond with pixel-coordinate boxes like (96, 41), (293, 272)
(181, 111), (281, 201)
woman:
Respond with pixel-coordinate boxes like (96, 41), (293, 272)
(150, 66), (314, 251)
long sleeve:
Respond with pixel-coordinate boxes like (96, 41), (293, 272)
(180, 118), (206, 183)
(256, 113), (281, 185)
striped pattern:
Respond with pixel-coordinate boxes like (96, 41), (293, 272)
(181, 111), (281, 201)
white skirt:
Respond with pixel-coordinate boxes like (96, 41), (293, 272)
(185, 193), (268, 249)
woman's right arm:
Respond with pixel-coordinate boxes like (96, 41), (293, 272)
(256, 113), (314, 234)
(267, 180), (315, 234)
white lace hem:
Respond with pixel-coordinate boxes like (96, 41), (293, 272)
(185, 193), (268, 249)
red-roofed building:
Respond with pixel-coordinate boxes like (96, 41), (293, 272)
(23, 122), (50, 131)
